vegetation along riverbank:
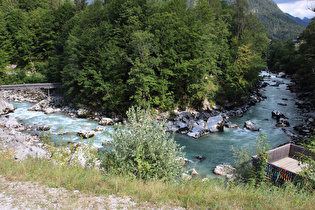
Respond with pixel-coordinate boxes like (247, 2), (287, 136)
(0, 0), (315, 209)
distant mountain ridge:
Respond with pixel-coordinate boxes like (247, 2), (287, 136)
(225, 0), (305, 41)
(247, 0), (305, 40)
(286, 14), (311, 27)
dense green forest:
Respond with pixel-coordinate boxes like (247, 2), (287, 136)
(267, 19), (315, 97)
(0, 0), (294, 113)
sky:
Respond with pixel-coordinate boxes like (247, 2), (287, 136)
(274, 0), (315, 19)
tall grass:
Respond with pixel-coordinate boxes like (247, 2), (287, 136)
(0, 152), (314, 209)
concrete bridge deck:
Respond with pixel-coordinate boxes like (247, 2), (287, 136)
(0, 83), (62, 90)
(0, 83), (62, 97)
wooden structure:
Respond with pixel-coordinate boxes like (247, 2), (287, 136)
(252, 143), (314, 184)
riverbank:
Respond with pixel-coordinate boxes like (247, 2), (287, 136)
(0, 80), (267, 140)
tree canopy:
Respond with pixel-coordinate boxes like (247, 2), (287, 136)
(0, 0), (270, 112)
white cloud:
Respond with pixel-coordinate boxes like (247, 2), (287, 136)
(277, 0), (315, 19)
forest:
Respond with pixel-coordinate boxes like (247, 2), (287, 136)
(0, 0), (312, 114)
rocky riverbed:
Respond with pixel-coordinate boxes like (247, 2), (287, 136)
(1, 87), (266, 141)
(1, 71), (314, 143)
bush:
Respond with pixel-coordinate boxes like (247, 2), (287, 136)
(232, 133), (270, 186)
(300, 133), (315, 190)
(103, 106), (185, 180)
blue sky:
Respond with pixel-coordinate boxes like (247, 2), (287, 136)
(274, 0), (315, 19)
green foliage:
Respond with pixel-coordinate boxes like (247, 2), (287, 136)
(104, 106), (185, 180)
(41, 132), (100, 169)
(301, 133), (315, 190)
(232, 133), (270, 186)
(1, 147), (315, 209)
(267, 19), (315, 99)
(0, 0), (271, 111)
(253, 133), (271, 185)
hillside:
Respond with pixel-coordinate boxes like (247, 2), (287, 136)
(287, 13), (312, 27)
(247, 0), (305, 40)
(225, 0), (305, 40)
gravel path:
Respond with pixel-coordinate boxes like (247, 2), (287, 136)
(0, 176), (138, 209)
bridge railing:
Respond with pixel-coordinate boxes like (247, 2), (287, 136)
(0, 83), (62, 90)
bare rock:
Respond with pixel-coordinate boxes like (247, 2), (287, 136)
(213, 164), (235, 176)
(0, 98), (15, 115)
(77, 108), (91, 118)
(37, 125), (50, 131)
(99, 118), (114, 126)
(244, 121), (260, 131)
(224, 122), (239, 129)
(93, 126), (104, 131)
(276, 118), (290, 127)
(272, 110), (288, 120)
(207, 115), (224, 133)
(191, 168), (200, 178)
(77, 130), (95, 139)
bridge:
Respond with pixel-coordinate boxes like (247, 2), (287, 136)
(0, 83), (62, 97)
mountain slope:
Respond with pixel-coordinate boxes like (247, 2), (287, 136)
(286, 13), (311, 27)
(246, 0), (305, 40)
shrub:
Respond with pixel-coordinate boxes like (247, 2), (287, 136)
(232, 133), (270, 186)
(300, 133), (315, 190)
(103, 106), (185, 180)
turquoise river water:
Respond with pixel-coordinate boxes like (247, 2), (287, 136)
(7, 72), (304, 177)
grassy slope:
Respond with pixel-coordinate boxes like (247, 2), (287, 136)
(0, 153), (314, 209)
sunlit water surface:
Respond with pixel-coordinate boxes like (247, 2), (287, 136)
(8, 72), (303, 177)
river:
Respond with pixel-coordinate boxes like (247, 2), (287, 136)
(7, 71), (304, 177)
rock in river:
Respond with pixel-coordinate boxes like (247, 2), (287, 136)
(99, 117), (114, 126)
(272, 110), (288, 120)
(224, 121), (239, 129)
(244, 120), (260, 131)
(37, 125), (51, 131)
(207, 114), (225, 133)
(77, 130), (95, 139)
(213, 164), (235, 176)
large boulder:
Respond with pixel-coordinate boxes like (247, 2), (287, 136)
(213, 164), (235, 176)
(276, 72), (286, 78)
(272, 110), (288, 120)
(77, 108), (91, 118)
(224, 121), (239, 129)
(207, 115), (225, 133)
(27, 99), (49, 111)
(77, 130), (95, 139)
(187, 120), (208, 138)
(276, 118), (290, 127)
(190, 168), (200, 178)
(99, 117), (114, 126)
(244, 121), (260, 131)
(0, 98), (15, 115)
(165, 121), (179, 132)
(175, 121), (190, 134)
